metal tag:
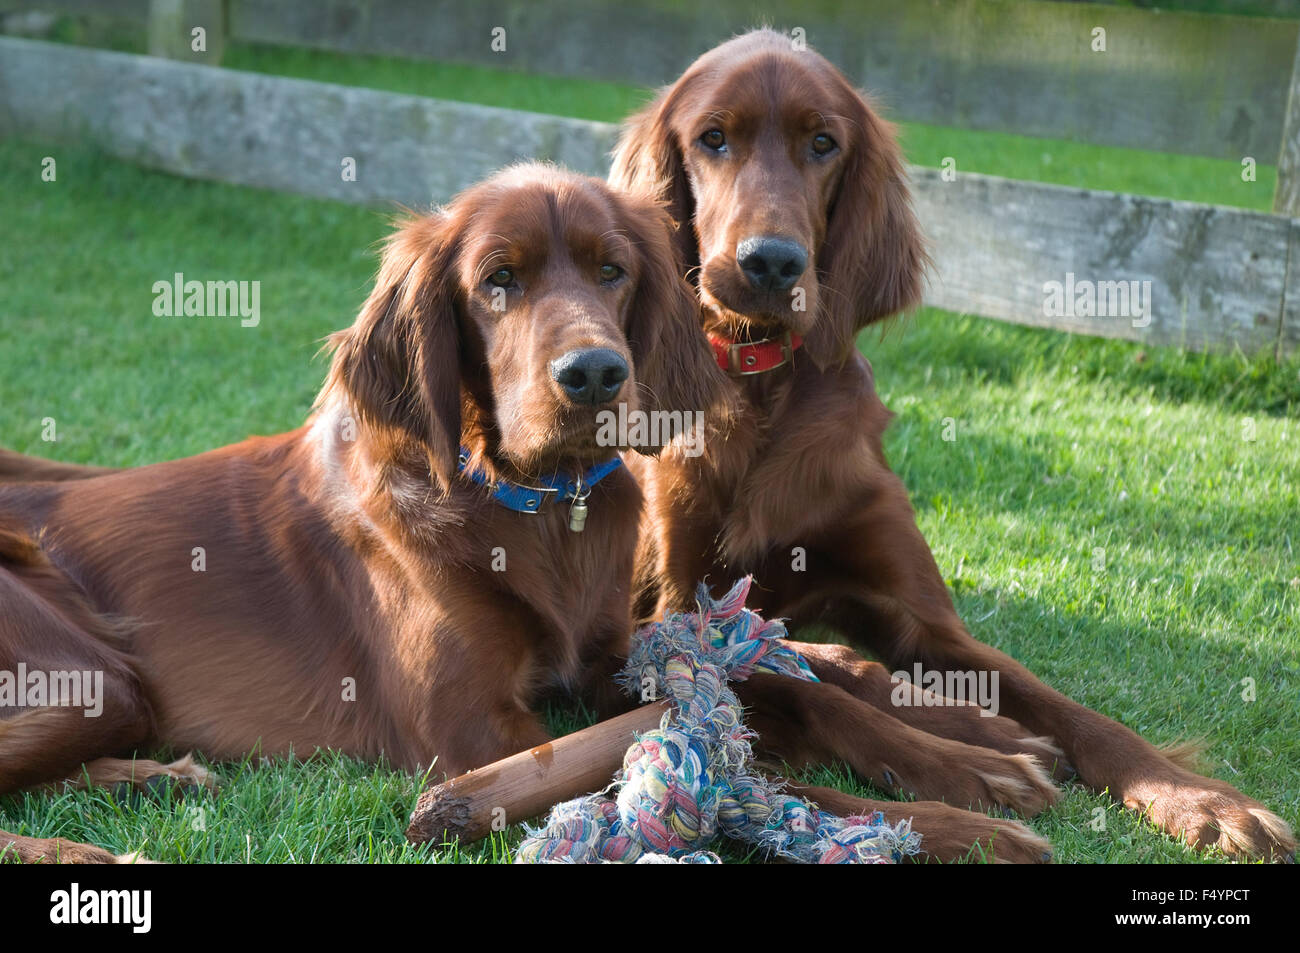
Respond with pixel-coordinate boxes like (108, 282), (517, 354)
(568, 497), (588, 533)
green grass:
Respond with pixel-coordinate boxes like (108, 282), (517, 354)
(0, 144), (378, 463)
(2, 138), (1295, 863)
(860, 313), (1300, 862)
(0, 751), (517, 864)
(224, 42), (655, 125)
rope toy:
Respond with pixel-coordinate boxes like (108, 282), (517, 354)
(514, 577), (922, 864)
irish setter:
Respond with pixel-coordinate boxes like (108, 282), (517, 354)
(0, 163), (727, 862)
(611, 29), (1294, 861)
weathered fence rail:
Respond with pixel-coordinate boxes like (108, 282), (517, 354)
(0, 37), (615, 204)
(7, 0), (1299, 169)
(2, 38), (1294, 356)
(231, 0), (1300, 166)
(914, 170), (1298, 357)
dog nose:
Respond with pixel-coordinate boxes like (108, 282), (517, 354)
(737, 236), (808, 293)
(549, 348), (629, 405)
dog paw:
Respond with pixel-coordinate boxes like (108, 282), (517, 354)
(1124, 772), (1295, 862)
(793, 785), (1052, 863)
(113, 850), (162, 864)
(882, 743), (1059, 818)
(901, 802), (1052, 864)
(956, 714), (1074, 781)
(965, 750), (1060, 817)
(868, 679), (1076, 782)
(159, 753), (219, 791)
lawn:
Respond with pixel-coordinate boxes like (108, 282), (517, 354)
(0, 46), (1296, 864)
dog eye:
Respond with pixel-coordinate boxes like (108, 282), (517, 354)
(811, 133), (838, 157)
(700, 129), (727, 152)
(487, 267), (515, 287)
(599, 264), (623, 283)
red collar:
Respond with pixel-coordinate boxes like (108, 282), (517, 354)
(708, 331), (802, 375)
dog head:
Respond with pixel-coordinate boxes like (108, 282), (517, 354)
(323, 163), (729, 490)
(612, 29), (927, 368)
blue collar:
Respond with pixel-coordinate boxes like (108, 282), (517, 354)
(456, 448), (623, 515)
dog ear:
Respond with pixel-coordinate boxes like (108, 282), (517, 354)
(324, 213), (463, 490)
(621, 197), (734, 455)
(610, 89), (698, 272)
(803, 84), (928, 370)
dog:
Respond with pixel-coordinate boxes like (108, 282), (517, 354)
(610, 28), (1294, 861)
(0, 163), (727, 862)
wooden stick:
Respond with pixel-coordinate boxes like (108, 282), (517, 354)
(406, 701), (668, 846)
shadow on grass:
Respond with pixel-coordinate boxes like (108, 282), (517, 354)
(865, 311), (1300, 420)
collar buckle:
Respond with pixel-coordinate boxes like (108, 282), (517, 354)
(726, 331), (797, 375)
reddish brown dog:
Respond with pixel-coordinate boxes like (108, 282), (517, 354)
(612, 29), (1294, 861)
(0, 164), (726, 862)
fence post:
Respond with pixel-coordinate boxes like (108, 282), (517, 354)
(147, 0), (224, 64)
(1275, 32), (1300, 216)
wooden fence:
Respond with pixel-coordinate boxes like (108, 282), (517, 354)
(233, 1), (1300, 169)
(1, 0), (1298, 357)
(8, 0), (1299, 187)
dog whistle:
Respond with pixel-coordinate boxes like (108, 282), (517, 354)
(568, 498), (588, 533)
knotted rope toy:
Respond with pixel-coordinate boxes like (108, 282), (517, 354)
(513, 577), (922, 864)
